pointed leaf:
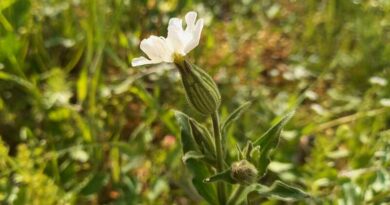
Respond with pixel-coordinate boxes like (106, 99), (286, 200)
(175, 111), (198, 152)
(204, 169), (236, 184)
(222, 102), (251, 134)
(243, 141), (254, 159)
(189, 118), (216, 158)
(236, 144), (244, 160)
(0, 71), (40, 98)
(80, 172), (109, 196)
(182, 151), (205, 163)
(247, 181), (310, 203)
(253, 111), (295, 177)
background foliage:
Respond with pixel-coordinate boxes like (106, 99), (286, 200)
(0, 0), (389, 204)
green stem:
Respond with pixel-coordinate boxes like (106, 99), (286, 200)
(227, 185), (245, 205)
(211, 111), (226, 204)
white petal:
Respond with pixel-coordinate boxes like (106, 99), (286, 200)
(169, 18), (183, 28)
(146, 36), (173, 62)
(154, 36), (174, 62)
(135, 11), (204, 62)
(185, 11), (197, 32)
(140, 36), (164, 61)
(167, 20), (186, 54)
(131, 56), (158, 67)
(184, 19), (203, 54)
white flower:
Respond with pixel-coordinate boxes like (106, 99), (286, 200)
(380, 98), (390, 107)
(132, 11), (204, 67)
(369, 76), (387, 86)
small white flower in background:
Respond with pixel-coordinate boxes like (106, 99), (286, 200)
(304, 90), (318, 101)
(132, 11), (204, 67)
(70, 148), (89, 163)
(369, 76), (387, 86)
(380, 98), (390, 107)
(310, 104), (326, 116)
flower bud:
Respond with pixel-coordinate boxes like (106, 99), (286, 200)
(174, 55), (221, 115)
(231, 160), (258, 185)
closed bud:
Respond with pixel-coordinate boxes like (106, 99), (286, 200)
(174, 55), (221, 115)
(231, 160), (258, 185)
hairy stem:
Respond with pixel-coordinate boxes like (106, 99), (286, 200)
(211, 111), (226, 204)
(227, 185), (245, 205)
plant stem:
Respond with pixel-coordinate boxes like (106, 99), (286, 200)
(211, 111), (226, 204)
(227, 185), (245, 205)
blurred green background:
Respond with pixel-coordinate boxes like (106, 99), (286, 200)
(0, 0), (389, 204)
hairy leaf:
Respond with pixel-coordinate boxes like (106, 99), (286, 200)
(222, 102), (251, 134)
(204, 169), (236, 184)
(253, 111), (295, 177)
(175, 111), (218, 204)
(182, 150), (205, 163)
(189, 118), (216, 158)
(247, 181), (310, 203)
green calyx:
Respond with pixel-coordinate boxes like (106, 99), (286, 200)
(174, 57), (221, 115)
(231, 160), (258, 185)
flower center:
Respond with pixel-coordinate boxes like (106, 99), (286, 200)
(173, 53), (185, 64)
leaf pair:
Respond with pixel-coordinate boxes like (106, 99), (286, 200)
(205, 168), (310, 203)
(175, 111), (218, 204)
(176, 104), (309, 204)
(206, 110), (295, 184)
(188, 119), (217, 165)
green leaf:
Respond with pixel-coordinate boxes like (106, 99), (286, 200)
(204, 169), (236, 184)
(175, 111), (218, 204)
(129, 85), (158, 108)
(189, 118), (216, 158)
(0, 0), (16, 11)
(253, 111), (295, 177)
(222, 102), (251, 134)
(247, 181), (310, 203)
(77, 67), (88, 103)
(110, 147), (120, 183)
(80, 172), (109, 196)
(182, 151), (205, 163)
(175, 111), (198, 152)
(243, 141), (254, 160)
(72, 111), (92, 142)
(0, 71), (39, 97)
(236, 144), (244, 160)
